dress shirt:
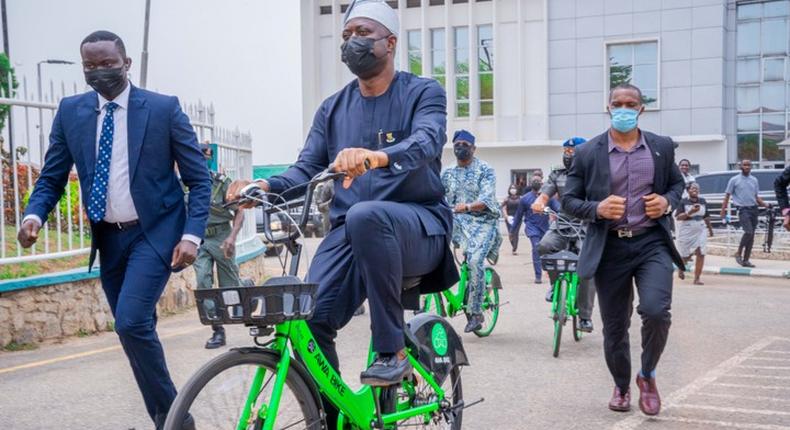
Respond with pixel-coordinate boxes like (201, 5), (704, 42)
(608, 131), (656, 230)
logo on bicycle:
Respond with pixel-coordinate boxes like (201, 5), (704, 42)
(307, 340), (316, 353)
(431, 323), (448, 356)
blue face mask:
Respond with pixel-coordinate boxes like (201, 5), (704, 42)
(610, 108), (639, 133)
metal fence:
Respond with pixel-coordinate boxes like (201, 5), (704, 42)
(0, 77), (254, 266)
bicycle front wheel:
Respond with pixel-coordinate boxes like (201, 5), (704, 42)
(552, 279), (567, 358)
(164, 349), (322, 430)
(473, 269), (501, 337)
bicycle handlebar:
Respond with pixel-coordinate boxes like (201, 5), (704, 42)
(542, 206), (586, 241)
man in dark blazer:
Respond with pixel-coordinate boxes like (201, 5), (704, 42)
(17, 31), (210, 429)
(562, 83), (684, 417)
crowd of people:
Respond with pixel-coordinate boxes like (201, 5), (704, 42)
(13, 0), (790, 427)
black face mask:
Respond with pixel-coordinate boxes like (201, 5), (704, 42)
(531, 181), (542, 192)
(85, 67), (127, 99)
(454, 146), (473, 162)
(562, 152), (574, 169)
(341, 36), (386, 78)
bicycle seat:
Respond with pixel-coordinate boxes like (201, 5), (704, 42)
(402, 276), (422, 291)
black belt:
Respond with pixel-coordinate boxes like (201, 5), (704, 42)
(735, 205), (758, 210)
(608, 226), (654, 239)
(98, 219), (139, 231)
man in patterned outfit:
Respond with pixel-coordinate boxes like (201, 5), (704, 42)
(441, 130), (501, 333)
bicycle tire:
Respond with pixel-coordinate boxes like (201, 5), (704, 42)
(552, 278), (566, 358)
(381, 365), (464, 429)
(473, 270), (501, 337)
(572, 315), (582, 342)
(163, 349), (322, 430)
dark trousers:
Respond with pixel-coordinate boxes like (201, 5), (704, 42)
(97, 224), (178, 424)
(737, 206), (759, 261)
(538, 230), (596, 320)
(528, 235), (543, 279)
(306, 201), (446, 371)
(505, 219), (519, 252)
(594, 228), (673, 391)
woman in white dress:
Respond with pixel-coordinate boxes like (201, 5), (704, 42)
(675, 183), (714, 284)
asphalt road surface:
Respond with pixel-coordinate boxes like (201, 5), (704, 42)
(1, 238), (789, 429)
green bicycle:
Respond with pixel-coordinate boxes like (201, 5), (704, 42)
(165, 169), (474, 430)
(540, 208), (585, 358)
(420, 251), (502, 338)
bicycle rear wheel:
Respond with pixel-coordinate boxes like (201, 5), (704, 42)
(572, 315), (582, 342)
(473, 269), (501, 337)
(164, 349), (321, 430)
(382, 365), (464, 429)
(552, 279), (567, 358)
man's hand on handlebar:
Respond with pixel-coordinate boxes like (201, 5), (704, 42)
(333, 148), (388, 189)
(227, 179), (270, 209)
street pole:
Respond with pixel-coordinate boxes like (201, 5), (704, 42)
(139, 0), (151, 88)
(1, 0), (15, 188)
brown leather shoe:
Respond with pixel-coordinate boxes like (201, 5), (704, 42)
(608, 386), (631, 412)
(636, 374), (661, 415)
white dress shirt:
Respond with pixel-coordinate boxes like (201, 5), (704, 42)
(25, 84), (200, 247)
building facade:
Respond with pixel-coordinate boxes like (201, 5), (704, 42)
(298, 0), (789, 197)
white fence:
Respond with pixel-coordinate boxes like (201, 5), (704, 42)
(0, 77), (254, 266)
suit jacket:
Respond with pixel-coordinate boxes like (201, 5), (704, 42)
(561, 130), (685, 279)
(24, 85), (211, 270)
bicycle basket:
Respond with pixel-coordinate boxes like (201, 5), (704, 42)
(540, 250), (579, 273)
(194, 276), (318, 326)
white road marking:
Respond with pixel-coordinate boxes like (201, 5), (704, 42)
(762, 350), (790, 355)
(696, 392), (790, 403)
(646, 416), (790, 430)
(727, 374), (790, 380)
(713, 383), (790, 391)
(611, 337), (790, 430)
(747, 357), (790, 362)
(678, 404), (790, 417)
(737, 364), (790, 370)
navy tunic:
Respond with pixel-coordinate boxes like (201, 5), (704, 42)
(265, 72), (459, 361)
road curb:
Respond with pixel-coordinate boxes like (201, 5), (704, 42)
(694, 265), (790, 279)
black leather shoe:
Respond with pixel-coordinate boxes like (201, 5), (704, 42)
(742, 260), (756, 268)
(579, 319), (594, 333)
(545, 287), (554, 303)
(735, 255), (744, 266)
(354, 304), (366, 316)
(464, 313), (483, 333)
(360, 353), (412, 386)
(205, 328), (226, 349)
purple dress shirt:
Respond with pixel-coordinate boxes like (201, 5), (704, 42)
(608, 131), (656, 230)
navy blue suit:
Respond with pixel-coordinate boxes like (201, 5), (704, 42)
(24, 85), (211, 424)
(266, 72), (458, 370)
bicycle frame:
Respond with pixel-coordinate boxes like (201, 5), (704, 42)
(424, 262), (494, 318)
(551, 271), (579, 319)
(236, 320), (446, 430)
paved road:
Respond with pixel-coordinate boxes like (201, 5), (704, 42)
(1, 238), (789, 429)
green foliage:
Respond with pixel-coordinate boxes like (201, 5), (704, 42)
(76, 328), (92, 338)
(0, 53), (19, 133)
(608, 58), (657, 106)
(0, 261), (38, 280)
(21, 180), (84, 230)
(3, 341), (38, 352)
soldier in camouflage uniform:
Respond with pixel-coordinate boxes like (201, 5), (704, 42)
(531, 137), (596, 333)
(195, 143), (245, 349)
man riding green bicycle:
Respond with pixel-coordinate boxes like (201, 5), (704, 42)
(228, 0), (458, 399)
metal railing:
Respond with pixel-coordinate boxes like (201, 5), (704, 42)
(0, 79), (254, 267)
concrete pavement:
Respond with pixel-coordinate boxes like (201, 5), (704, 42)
(1, 238), (789, 429)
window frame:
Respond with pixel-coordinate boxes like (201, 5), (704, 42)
(454, 26), (470, 118)
(603, 37), (662, 112)
(477, 24), (494, 117)
(430, 28), (447, 88)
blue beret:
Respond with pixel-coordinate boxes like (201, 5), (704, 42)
(563, 137), (587, 147)
(453, 129), (476, 145)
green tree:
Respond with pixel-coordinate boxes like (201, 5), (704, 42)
(0, 52), (19, 134)
(608, 57), (657, 106)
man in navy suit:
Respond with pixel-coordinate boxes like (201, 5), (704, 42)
(17, 31), (210, 429)
(563, 84), (685, 417)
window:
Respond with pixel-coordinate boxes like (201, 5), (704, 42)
(736, 1), (790, 164)
(478, 24), (494, 116)
(453, 0), (469, 3)
(319, 5), (332, 15)
(407, 0), (421, 6)
(454, 27), (469, 117)
(431, 28), (446, 87)
(386, 0), (399, 8)
(606, 40), (659, 108)
(429, 0), (445, 5)
(407, 30), (422, 76)
(340, 3), (349, 13)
